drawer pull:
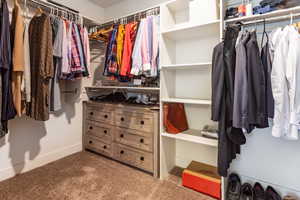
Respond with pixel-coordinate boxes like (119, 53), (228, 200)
(104, 115), (108, 119)
(89, 126), (93, 130)
(89, 141), (93, 144)
(120, 150), (124, 154)
(140, 157), (145, 161)
(140, 139), (144, 143)
(104, 130), (108, 134)
(120, 134), (124, 138)
(140, 120), (145, 125)
(121, 117), (125, 121)
(90, 112), (94, 116)
(103, 145), (107, 149)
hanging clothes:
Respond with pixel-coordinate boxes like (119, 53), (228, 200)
(80, 26), (91, 78)
(0, 0), (17, 135)
(23, 20), (31, 105)
(116, 24), (125, 70)
(104, 25), (118, 76)
(119, 22), (138, 77)
(29, 13), (54, 121)
(131, 19), (145, 76)
(151, 16), (160, 77)
(50, 17), (63, 112)
(212, 25), (245, 177)
(11, 1), (25, 117)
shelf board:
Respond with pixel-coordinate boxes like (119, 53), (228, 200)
(166, 0), (189, 12)
(86, 86), (160, 91)
(225, 6), (300, 24)
(161, 98), (211, 105)
(161, 62), (211, 70)
(161, 129), (218, 147)
(161, 20), (220, 40)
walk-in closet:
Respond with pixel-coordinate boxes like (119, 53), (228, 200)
(0, 0), (300, 200)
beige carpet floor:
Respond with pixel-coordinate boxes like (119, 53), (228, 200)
(0, 151), (214, 200)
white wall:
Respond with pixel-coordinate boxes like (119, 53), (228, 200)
(103, 0), (169, 22)
(50, 0), (105, 22)
(0, 0), (102, 182)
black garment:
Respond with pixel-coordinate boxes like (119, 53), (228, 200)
(261, 43), (274, 119)
(246, 31), (268, 128)
(0, 0), (17, 136)
(212, 25), (244, 177)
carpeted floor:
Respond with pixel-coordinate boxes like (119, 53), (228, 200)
(0, 151), (214, 200)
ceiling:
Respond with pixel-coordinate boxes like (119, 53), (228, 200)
(89, 0), (124, 8)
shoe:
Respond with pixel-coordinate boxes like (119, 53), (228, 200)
(253, 182), (265, 200)
(283, 196), (297, 200)
(240, 183), (254, 200)
(226, 173), (242, 200)
(266, 186), (282, 200)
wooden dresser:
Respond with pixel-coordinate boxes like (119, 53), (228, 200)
(83, 101), (159, 177)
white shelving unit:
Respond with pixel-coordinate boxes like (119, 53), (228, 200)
(161, 98), (211, 105)
(159, 0), (224, 197)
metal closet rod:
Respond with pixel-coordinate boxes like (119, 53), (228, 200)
(231, 13), (300, 26)
(92, 6), (160, 29)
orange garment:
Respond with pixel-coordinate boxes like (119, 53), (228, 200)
(11, 2), (25, 116)
(119, 22), (138, 77)
(116, 24), (125, 69)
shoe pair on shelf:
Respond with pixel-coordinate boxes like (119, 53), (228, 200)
(226, 173), (293, 200)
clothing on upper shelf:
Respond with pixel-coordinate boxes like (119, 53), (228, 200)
(103, 15), (160, 79)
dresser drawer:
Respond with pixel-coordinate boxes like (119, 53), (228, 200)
(115, 112), (153, 132)
(86, 108), (113, 124)
(85, 121), (113, 143)
(114, 128), (153, 152)
(113, 143), (153, 172)
(85, 136), (112, 157)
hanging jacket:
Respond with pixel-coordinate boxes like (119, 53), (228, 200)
(261, 39), (274, 119)
(246, 31), (268, 129)
(233, 31), (252, 132)
(0, 0), (17, 135)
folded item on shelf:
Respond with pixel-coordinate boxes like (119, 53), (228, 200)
(253, 5), (276, 14)
(260, 0), (285, 7)
(201, 125), (218, 139)
(225, 7), (239, 19)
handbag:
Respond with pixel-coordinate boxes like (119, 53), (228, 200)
(163, 103), (189, 134)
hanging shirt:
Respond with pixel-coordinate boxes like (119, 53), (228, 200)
(141, 17), (151, 74)
(81, 27), (91, 78)
(116, 24), (125, 70)
(120, 22), (138, 77)
(11, 2), (25, 117)
(151, 16), (160, 77)
(107, 25), (119, 76)
(0, 0), (17, 134)
(285, 26), (300, 140)
(131, 19), (145, 76)
(23, 20), (31, 103)
(271, 26), (291, 139)
(51, 18), (63, 112)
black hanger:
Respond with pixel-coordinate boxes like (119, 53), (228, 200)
(261, 19), (269, 49)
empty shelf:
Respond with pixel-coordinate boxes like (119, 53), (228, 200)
(161, 62), (211, 70)
(162, 98), (211, 105)
(161, 129), (218, 147)
(161, 20), (220, 40)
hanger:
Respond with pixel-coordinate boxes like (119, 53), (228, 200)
(261, 19), (269, 49)
(34, 6), (44, 16)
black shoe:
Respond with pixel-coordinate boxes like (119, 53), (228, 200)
(253, 183), (265, 200)
(266, 186), (282, 200)
(226, 173), (242, 200)
(240, 183), (254, 200)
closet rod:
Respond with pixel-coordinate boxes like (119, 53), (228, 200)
(91, 6), (160, 29)
(239, 12), (300, 26)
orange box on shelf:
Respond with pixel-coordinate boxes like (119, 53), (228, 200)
(182, 161), (221, 199)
